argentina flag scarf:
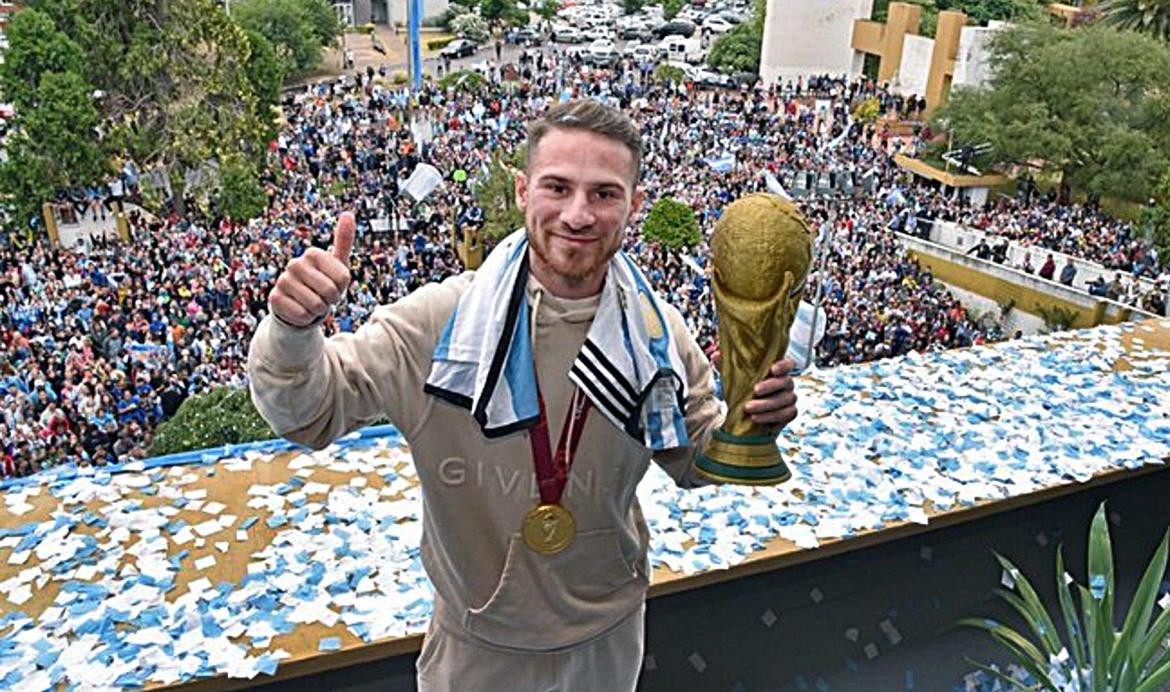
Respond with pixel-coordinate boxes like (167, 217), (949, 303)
(423, 229), (691, 450)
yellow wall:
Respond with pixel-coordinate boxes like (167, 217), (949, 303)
(907, 249), (1136, 329)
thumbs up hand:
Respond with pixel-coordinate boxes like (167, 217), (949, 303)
(269, 212), (356, 328)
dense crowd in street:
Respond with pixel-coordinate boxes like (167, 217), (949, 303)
(1, 47), (1165, 479)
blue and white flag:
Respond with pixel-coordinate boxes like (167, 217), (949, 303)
(785, 301), (826, 374)
(704, 153), (735, 173)
(762, 170), (790, 200)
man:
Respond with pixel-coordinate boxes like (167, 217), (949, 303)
(1059, 257), (1077, 287)
(248, 100), (799, 691)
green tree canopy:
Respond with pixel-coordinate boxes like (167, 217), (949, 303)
(0, 9), (86, 112)
(534, 0), (560, 23)
(475, 154), (525, 239)
(0, 0), (272, 225)
(149, 387), (273, 456)
(0, 71), (106, 229)
(218, 156), (270, 222)
(232, 0), (334, 77)
(243, 28), (287, 140)
(872, 0), (1044, 36)
(933, 20), (1170, 203)
(1099, 0), (1170, 42)
(480, 0), (528, 25)
(708, 0), (765, 74)
(707, 21), (763, 74)
(642, 197), (701, 251)
(1153, 168), (1170, 268)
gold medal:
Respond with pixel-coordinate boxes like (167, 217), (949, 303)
(522, 504), (576, 555)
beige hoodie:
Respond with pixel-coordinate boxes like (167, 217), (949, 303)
(248, 267), (724, 652)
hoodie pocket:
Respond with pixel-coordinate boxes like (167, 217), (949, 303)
(463, 528), (646, 650)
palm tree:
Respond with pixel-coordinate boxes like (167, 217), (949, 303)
(1098, 0), (1170, 42)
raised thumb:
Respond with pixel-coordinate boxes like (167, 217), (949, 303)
(331, 212), (356, 263)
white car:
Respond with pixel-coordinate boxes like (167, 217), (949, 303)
(586, 38), (619, 65)
(702, 15), (736, 33)
(627, 42), (659, 63)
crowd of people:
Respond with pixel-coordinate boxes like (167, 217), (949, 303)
(0, 46), (1164, 479)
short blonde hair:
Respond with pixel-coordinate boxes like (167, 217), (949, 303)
(526, 100), (643, 182)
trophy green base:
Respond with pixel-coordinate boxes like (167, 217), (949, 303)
(695, 429), (791, 485)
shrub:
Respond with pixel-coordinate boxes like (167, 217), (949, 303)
(438, 69), (487, 91)
(450, 13), (489, 42)
(653, 63), (686, 85)
(852, 97), (881, 124)
(642, 197), (701, 251)
(427, 36), (455, 50)
(149, 387), (274, 456)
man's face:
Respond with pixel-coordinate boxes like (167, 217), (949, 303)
(516, 127), (643, 297)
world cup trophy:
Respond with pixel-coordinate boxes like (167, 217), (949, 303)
(695, 193), (813, 485)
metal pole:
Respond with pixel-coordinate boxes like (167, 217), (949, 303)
(804, 210), (835, 368)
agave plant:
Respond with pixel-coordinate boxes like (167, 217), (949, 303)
(1098, 0), (1170, 42)
(961, 502), (1170, 691)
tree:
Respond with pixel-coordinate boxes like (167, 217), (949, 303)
(621, 0), (643, 15)
(0, 72), (107, 230)
(475, 155), (525, 240)
(218, 156), (269, 221)
(0, 9), (106, 228)
(0, 9), (85, 112)
(1153, 169), (1170, 268)
(933, 21), (1170, 203)
(231, 0), (332, 77)
(534, 0), (560, 24)
(653, 63), (686, 85)
(872, 0), (1044, 35)
(243, 29), (287, 146)
(642, 198), (701, 251)
(1099, 0), (1170, 42)
(663, 0), (684, 20)
(707, 21), (763, 74)
(22, 0), (269, 216)
(149, 387), (274, 456)
(451, 13), (491, 42)
(480, 0), (527, 25)
(299, 0), (342, 47)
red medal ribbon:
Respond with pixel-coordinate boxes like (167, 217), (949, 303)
(529, 383), (591, 506)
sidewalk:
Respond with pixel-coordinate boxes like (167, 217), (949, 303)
(298, 25), (441, 85)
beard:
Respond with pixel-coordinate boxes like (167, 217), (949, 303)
(527, 222), (623, 286)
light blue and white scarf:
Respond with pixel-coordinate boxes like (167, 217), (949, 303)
(424, 230), (691, 450)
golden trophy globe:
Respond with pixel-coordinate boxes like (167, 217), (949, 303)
(695, 193), (813, 485)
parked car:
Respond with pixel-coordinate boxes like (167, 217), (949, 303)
(702, 15), (735, 33)
(659, 35), (704, 63)
(440, 38), (479, 59)
(692, 66), (732, 87)
(730, 70), (760, 88)
(551, 24), (586, 43)
(585, 38), (619, 66)
(654, 19), (696, 38)
(506, 27), (543, 46)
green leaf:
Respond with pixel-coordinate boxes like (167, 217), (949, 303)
(995, 553), (1063, 657)
(958, 617), (1060, 691)
(1055, 547), (1090, 685)
(1136, 656), (1170, 692)
(1088, 503), (1117, 626)
(1135, 605), (1170, 675)
(1078, 583), (1112, 692)
(1116, 529), (1169, 674)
